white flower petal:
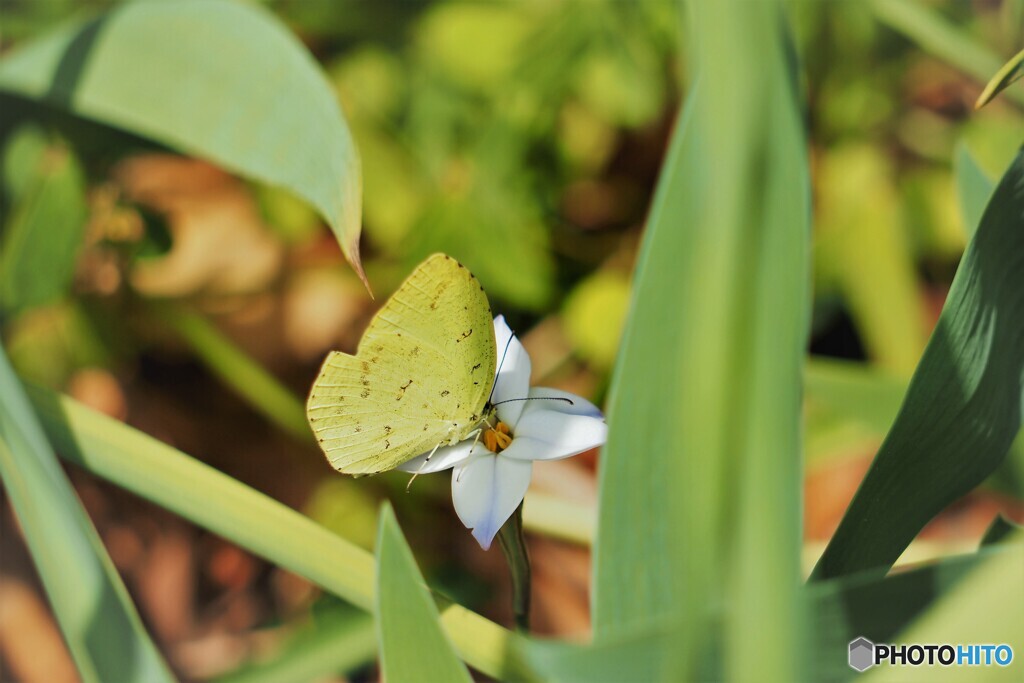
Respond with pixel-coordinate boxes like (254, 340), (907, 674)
(397, 438), (487, 474)
(501, 408), (607, 461)
(451, 454), (533, 550)
(491, 315), (530, 427)
(521, 387), (604, 419)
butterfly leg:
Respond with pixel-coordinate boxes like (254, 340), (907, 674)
(405, 440), (443, 492)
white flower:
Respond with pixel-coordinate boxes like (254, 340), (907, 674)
(400, 315), (607, 550)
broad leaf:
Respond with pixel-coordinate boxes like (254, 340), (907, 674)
(0, 0), (364, 283)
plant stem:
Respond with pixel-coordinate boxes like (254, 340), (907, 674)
(497, 503), (531, 632)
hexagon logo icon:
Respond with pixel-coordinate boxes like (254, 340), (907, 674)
(849, 637), (875, 672)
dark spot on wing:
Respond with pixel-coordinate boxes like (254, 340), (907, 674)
(411, 346), (420, 357)
(423, 424), (429, 431)
(384, 425), (392, 434)
(456, 328), (473, 343)
(371, 356), (379, 364)
(355, 425), (362, 433)
(396, 380), (413, 401)
(361, 361), (370, 372)
(360, 389), (370, 399)
(430, 301), (438, 310)
(471, 363), (481, 372)
(441, 390), (450, 397)
(385, 440), (390, 450)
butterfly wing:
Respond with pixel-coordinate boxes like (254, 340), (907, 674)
(307, 254), (496, 474)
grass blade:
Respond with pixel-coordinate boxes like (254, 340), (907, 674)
(869, 0), (1024, 107)
(593, 1), (809, 679)
(26, 386), (535, 680)
(0, 0), (365, 283)
(812, 146), (1024, 580)
(0, 347), (173, 682)
(976, 48), (1024, 109)
(376, 503), (472, 683)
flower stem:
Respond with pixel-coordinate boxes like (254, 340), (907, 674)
(496, 502), (531, 632)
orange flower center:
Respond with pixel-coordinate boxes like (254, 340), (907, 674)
(483, 421), (513, 453)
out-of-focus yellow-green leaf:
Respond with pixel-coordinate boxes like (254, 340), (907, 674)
(5, 303), (109, 386)
(1, 128), (87, 315)
(304, 478), (379, 551)
(415, 3), (531, 91)
(574, 41), (664, 129)
(0, 0), (365, 285)
(864, 539), (1023, 683)
(976, 48), (1024, 109)
(815, 145), (928, 376)
(376, 504), (472, 683)
(562, 269), (630, 370)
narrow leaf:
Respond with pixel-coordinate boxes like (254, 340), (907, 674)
(976, 48), (1024, 109)
(0, 347), (173, 683)
(376, 504), (472, 683)
(812, 146), (1024, 580)
(0, 0), (365, 284)
(26, 386), (534, 680)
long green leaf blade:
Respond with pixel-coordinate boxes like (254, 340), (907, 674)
(0, 0), (365, 282)
(813, 146), (1024, 580)
(376, 504), (472, 683)
(976, 48), (1024, 109)
(26, 386), (534, 681)
(0, 347), (173, 683)
(593, 1), (809, 679)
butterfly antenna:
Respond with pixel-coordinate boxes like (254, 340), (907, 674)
(492, 396), (575, 407)
(488, 329), (518, 404)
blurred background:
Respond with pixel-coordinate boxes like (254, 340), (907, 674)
(1, 0), (1023, 680)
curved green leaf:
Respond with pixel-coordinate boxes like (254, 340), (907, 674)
(0, 347), (173, 683)
(812, 146), (1024, 580)
(976, 48), (1024, 109)
(376, 504), (472, 683)
(955, 143), (995, 238)
(0, 0), (364, 284)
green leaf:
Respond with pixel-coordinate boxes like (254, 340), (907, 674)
(863, 539), (1023, 683)
(869, 0), (1024, 107)
(812, 146), (1024, 580)
(376, 504), (472, 683)
(593, 2), (809, 680)
(26, 386), (535, 681)
(955, 143), (995, 239)
(0, 0), (365, 284)
(213, 606), (376, 683)
(809, 544), (1021, 681)
(0, 128), (87, 315)
(980, 514), (1024, 547)
(0, 347), (173, 683)
(976, 48), (1024, 109)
